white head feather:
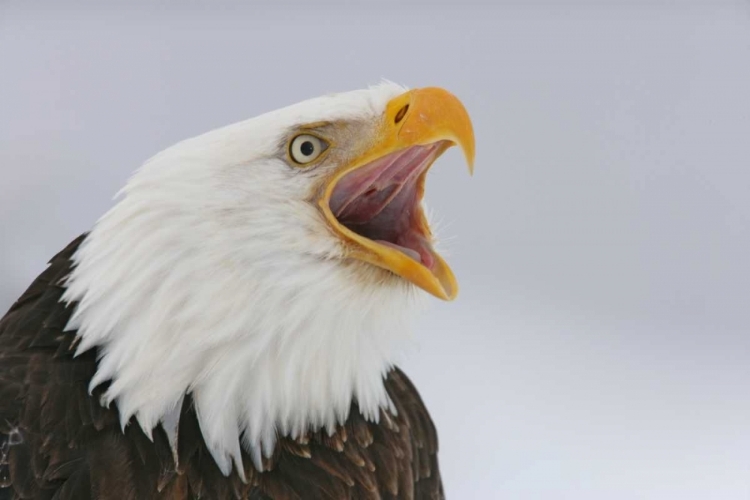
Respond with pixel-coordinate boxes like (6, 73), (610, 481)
(61, 81), (429, 476)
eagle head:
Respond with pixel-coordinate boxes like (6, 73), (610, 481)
(62, 81), (474, 475)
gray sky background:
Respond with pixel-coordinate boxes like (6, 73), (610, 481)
(2, 1), (750, 498)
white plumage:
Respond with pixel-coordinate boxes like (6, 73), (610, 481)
(61, 82), (429, 477)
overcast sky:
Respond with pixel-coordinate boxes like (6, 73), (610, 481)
(2, 1), (750, 498)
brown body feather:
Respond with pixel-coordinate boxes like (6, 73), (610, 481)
(0, 236), (444, 500)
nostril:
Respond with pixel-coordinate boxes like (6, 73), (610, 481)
(364, 188), (377, 197)
(394, 104), (409, 124)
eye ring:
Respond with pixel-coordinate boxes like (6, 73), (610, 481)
(289, 134), (329, 165)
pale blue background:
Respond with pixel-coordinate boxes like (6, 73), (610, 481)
(2, 1), (750, 498)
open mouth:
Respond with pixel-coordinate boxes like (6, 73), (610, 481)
(316, 86), (474, 300)
(328, 142), (446, 271)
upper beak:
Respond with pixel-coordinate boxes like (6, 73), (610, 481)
(318, 87), (475, 300)
(394, 87), (475, 173)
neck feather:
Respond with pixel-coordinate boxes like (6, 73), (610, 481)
(61, 186), (424, 477)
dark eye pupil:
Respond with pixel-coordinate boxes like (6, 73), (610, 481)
(300, 141), (315, 156)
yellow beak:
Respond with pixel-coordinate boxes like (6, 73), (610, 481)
(318, 87), (475, 300)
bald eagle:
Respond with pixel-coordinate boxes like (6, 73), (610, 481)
(0, 83), (474, 499)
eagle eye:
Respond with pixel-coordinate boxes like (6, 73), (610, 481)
(289, 134), (328, 165)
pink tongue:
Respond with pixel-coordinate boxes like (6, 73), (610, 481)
(375, 240), (422, 263)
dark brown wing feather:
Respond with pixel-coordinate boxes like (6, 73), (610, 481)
(0, 236), (444, 499)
